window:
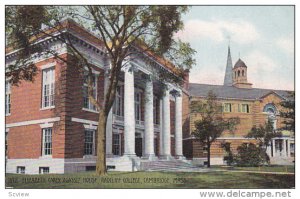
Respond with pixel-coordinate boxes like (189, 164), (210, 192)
(240, 104), (250, 113)
(113, 85), (124, 116)
(42, 128), (52, 156)
(83, 72), (97, 111)
(5, 81), (11, 115)
(84, 130), (95, 155)
(242, 70), (245, 76)
(39, 167), (49, 174)
(223, 103), (232, 112)
(112, 134), (121, 155)
(17, 166), (25, 174)
(42, 67), (55, 108)
(134, 91), (141, 121)
(238, 70), (240, 77)
(5, 132), (8, 157)
(153, 97), (159, 124)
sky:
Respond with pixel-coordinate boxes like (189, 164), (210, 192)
(176, 6), (294, 90)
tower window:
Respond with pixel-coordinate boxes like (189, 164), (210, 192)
(238, 70), (240, 77)
(242, 70), (245, 76)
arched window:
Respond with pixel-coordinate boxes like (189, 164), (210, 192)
(263, 103), (277, 114)
(242, 70), (245, 76)
(238, 70), (240, 77)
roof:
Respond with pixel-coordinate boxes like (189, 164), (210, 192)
(189, 83), (292, 101)
(234, 58), (247, 68)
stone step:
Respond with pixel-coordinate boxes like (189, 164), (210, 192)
(140, 160), (200, 171)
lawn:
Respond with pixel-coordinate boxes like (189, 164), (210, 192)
(5, 169), (295, 189)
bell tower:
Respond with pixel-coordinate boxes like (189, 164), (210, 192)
(232, 58), (252, 89)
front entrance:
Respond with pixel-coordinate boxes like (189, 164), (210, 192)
(135, 136), (143, 157)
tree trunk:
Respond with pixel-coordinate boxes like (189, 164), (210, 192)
(96, 110), (107, 175)
(207, 144), (211, 168)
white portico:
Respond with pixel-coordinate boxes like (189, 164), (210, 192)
(105, 61), (185, 171)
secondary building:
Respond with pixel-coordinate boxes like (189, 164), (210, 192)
(184, 47), (294, 165)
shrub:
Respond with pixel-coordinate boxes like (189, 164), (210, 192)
(234, 143), (266, 167)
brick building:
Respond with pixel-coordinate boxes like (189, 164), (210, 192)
(5, 20), (189, 174)
(184, 47), (294, 165)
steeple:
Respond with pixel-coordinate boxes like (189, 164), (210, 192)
(223, 46), (233, 86)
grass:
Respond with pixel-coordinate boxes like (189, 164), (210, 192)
(5, 168), (295, 189)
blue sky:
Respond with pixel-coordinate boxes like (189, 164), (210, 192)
(176, 6), (294, 90)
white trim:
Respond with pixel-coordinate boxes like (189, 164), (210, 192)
(83, 124), (98, 130)
(41, 62), (56, 70)
(82, 108), (99, 114)
(40, 123), (54, 128)
(6, 117), (60, 128)
(71, 117), (98, 126)
(40, 106), (55, 111)
(6, 128), (9, 132)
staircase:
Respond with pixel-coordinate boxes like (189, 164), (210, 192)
(140, 159), (202, 171)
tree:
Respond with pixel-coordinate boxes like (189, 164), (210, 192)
(5, 6), (196, 175)
(279, 91), (295, 132)
(246, 120), (281, 164)
(191, 91), (240, 167)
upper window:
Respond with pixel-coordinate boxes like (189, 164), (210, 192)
(5, 81), (11, 115)
(153, 96), (160, 125)
(223, 103), (232, 112)
(42, 67), (55, 108)
(134, 91), (142, 121)
(84, 129), (95, 155)
(42, 128), (52, 156)
(83, 72), (97, 111)
(113, 85), (124, 116)
(239, 104), (250, 113)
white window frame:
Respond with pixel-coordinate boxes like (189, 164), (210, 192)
(5, 81), (11, 115)
(42, 67), (55, 109)
(134, 91), (142, 121)
(153, 96), (159, 124)
(84, 129), (95, 156)
(39, 167), (50, 174)
(112, 133), (121, 156)
(83, 71), (98, 111)
(223, 103), (232, 113)
(42, 128), (52, 156)
(241, 104), (250, 113)
(16, 166), (25, 174)
(113, 85), (124, 116)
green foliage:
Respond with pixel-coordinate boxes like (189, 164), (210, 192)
(279, 91), (295, 132)
(192, 91), (240, 167)
(6, 6), (52, 85)
(221, 142), (234, 166)
(246, 120), (281, 148)
(234, 143), (266, 167)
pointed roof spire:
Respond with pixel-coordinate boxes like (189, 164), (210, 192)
(223, 45), (233, 86)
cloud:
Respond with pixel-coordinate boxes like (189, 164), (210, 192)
(244, 50), (278, 73)
(176, 19), (260, 44)
(190, 64), (224, 85)
(276, 36), (294, 55)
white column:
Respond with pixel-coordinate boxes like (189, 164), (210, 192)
(106, 108), (113, 157)
(123, 65), (136, 156)
(282, 138), (287, 157)
(272, 139), (276, 157)
(159, 99), (164, 156)
(287, 139), (291, 157)
(266, 142), (271, 158)
(143, 77), (156, 159)
(175, 92), (184, 159)
(162, 87), (171, 159)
